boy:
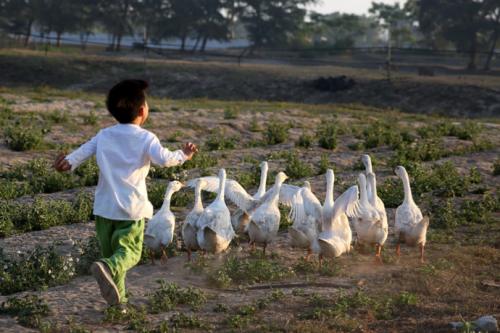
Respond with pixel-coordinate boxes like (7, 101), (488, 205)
(54, 79), (197, 307)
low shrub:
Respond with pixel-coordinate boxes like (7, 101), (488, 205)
(285, 151), (314, 179)
(208, 255), (294, 287)
(205, 129), (237, 151)
(296, 131), (313, 148)
(317, 123), (338, 150)
(0, 295), (51, 328)
(148, 280), (206, 313)
(0, 246), (76, 295)
(265, 120), (289, 145)
(4, 125), (44, 151)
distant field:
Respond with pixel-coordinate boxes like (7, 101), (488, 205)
(0, 48), (498, 332)
(1, 47), (500, 117)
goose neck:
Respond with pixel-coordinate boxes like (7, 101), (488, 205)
(401, 169), (414, 204)
(216, 172), (226, 202)
(193, 184), (203, 210)
(256, 166), (268, 198)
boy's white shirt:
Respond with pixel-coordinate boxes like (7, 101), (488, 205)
(65, 123), (187, 221)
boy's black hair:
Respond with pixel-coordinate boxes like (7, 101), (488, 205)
(106, 79), (149, 123)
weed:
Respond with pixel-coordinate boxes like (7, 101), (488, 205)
(166, 130), (182, 142)
(0, 295), (51, 328)
(224, 107), (239, 119)
(317, 154), (330, 175)
(226, 314), (251, 329)
(81, 110), (97, 125)
(74, 236), (101, 275)
(0, 179), (31, 200)
(279, 204), (293, 231)
(265, 120), (289, 145)
(0, 193), (93, 235)
(148, 280), (206, 313)
(362, 121), (408, 149)
(205, 129), (237, 151)
(208, 255), (294, 287)
(4, 125), (44, 151)
(285, 151), (314, 179)
(377, 178), (404, 208)
(316, 123), (337, 150)
(493, 159), (500, 176)
(170, 312), (209, 329)
(47, 110), (69, 124)
(0, 246), (76, 295)
(249, 116), (261, 132)
(296, 131), (313, 148)
(213, 303), (229, 313)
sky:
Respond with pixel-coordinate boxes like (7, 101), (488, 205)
(306, 0), (403, 15)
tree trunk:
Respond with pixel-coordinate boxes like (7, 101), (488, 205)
(200, 35), (209, 52)
(191, 33), (202, 52)
(56, 32), (62, 47)
(180, 33), (186, 51)
(116, 33), (122, 51)
(467, 36), (477, 70)
(484, 27), (499, 71)
(24, 19), (33, 46)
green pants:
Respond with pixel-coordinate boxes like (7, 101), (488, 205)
(95, 216), (145, 303)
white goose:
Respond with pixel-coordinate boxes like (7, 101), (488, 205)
(317, 185), (359, 266)
(395, 166), (429, 263)
(182, 178), (206, 261)
(231, 161), (268, 233)
(144, 180), (184, 264)
(288, 169), (340, 259)
(247, 172), (288, 254)
(196, 169), (235, 254)
(361, 154), (386, 212)
(351, 173), (387, 262)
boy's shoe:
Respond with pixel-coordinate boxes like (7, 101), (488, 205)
(90, 261), (120, 306)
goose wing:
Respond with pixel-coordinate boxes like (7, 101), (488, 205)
(187, 177), (257, 212)
(332, 186), (360, 223)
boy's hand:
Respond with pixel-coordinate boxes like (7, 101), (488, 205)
(182, 142), (198, 160)
(54, 153), (72, 172)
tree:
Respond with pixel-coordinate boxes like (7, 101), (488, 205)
(417, 0), (488, 70)
(482, 0), (500, 70)
(240, 0), (314, 48)
(74, 0), (101, 50)
(310, 12), (371, 48)
(369, 2), (416, 47)
(38, 0), (80, 46)
(0, 0), (45, 46)
(99, 0), (137, 51)
(193, 0), (231, 52)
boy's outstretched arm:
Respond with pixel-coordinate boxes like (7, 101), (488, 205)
(54, 133), (99, 172)
(148, 135), (197, 167)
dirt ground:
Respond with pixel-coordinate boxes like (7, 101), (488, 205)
(0, 49), (499, 332)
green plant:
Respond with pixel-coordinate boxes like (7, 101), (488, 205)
(296, 131), (313, 148)
(148, 280), (206, 313)
(362, 121), (407, 149)
(265, 120), (289, 145)
(224, 107), (239, 119)
(285, 151), (313, 179)
(316, 123), (337, 149)
(170, 313), (209, 329)
(47, 110), (69, 123)
(0, 246), (76, 295)
(205, 129), (237, 150)
(4, 125), (44, 151)
(82, 110), (98, 125)
(75, 236), (101, 275)
(249, 116), (261, 132)
(377, 178), (404, 208)
(208, 255), (294, 287)
(317, 154), (330, 175)
(493, 159), (500, 176)
(0, 295), (51, 328)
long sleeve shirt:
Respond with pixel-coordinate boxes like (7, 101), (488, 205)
(65, 123), (187, 220)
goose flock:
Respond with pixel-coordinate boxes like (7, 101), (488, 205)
(144, 154), (430, 265)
